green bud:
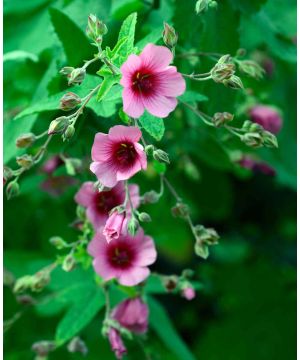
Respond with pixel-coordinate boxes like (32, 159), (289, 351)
(13, 275), (33, 294)
(145, 145), (155, 155)
(194, 242), (209, 259)
(142, 190), (160, 204)
(62, 254), (76, 272)
(67, 337), (88, 356)
(208, 0), (218, 8)
(153, 149), (170, 164)
(87, 14), (108, 43)
(49, 236), (67, 250)
(195, 0), (209, 14)
(238, 60), (265, 80)
(60, 92), (82, 111)
(127, 216), (139, 236)
(193, 225), (219, 245)
(109, 205), (125, 216)
(32, 341), (56, 357)
(223, 75), (244, 90)
(68, 68), (86, 86)
(171, 202), (189, 219)
(212, 112), (234, 127)
(138, 212), (152, 222)
(241, 120), (253, 132)
(16, 133), (36, 148)
(60, 67), (74, 76)
(162, 22), (178, 48)
(16, 154), (34, 169)
(3, 166), (14, 182)
(48, 116), (69, 135)
(162, 275), (179, 291)
(211, 62), (235, 83)
(6, 180), (20, 200)
(31, 270), (51, 292)
(63, 124), (75, 141)
(262, 131), (278, 148)
(241, 132), (263, 148)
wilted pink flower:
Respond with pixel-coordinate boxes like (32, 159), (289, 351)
(103, 211), (127, 243)
(42, 156), (63, 175)
(249, 105), (282, 134)
(108, 328), (127, 360)
(120, 43), (186, 118)
(238, 156), (276, 176)
(112, 297), (149, 334)
(90, 126), (147, 188)
(88, 229), (157, 286)
(182, 287), (196, 301)
(75, 181), (139, 229)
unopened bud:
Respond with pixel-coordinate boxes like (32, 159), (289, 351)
(163, 22), (178, 48)
(162, 275), (178, 291)
(13, 275), (33, 294)
(6, 180), (20, 200)
(138, 212), (152, 222)
(60, 67), (74, 76)
(171, 202), (189, 219)
(3, 166), (14, 182)
(145, 145), (155, 155)
(195, 0), (209, 14)
(49, 236), (67, 250)
(127, 216), (139, 236)
(241, 132), (263, 148)
(262, 131), (278, 148)
(67, 337), (88, 356)
(16, 154), (34, 169)
(238, 60), (265, 80)
(208, 0), (218, 8)
(16, 133), (36, 148)
(142, 190), (160, 204)
(223, 75), (244, 90)
(63, 124), (75, 141)
(212, 112), (234, 127)
(194, 225), (219, 245)
(48, 116), (69, 135)
(87, 14), (107, 43)
(241, 120), (253, 132)
(68, 68), (86, 86)
(31, 270), (51, 292)
(153, 149), (170, 164)
(62, 254), (76, 272)
(32, 341), (55, 357)
(211, 62), (235, 83)
(60, 92), (81, 111)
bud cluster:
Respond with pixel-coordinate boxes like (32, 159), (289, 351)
(193, 225), (219, 259)
(60, 67), (86, 86)
(13, 267), (53, 294)
(171, 202), (190, 219)
(86, 14), (108, 45)
(211, 55), (244, 90)
(60, 92), (82, 111)
(241, 120), (278, 148)
(212, 112), (234, 127)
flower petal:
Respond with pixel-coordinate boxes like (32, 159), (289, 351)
(156, 66), (186, 97)
(140, 44), (173, 71)
(118, 267), (150, 286)
(93, 257), (117, 282)
(122, 88), (145, 118)
(74, 181), (95, 207)
(143, 94), (177, 118)
(108, 125), (142, 143)
(128, 184), (140, 208)
(87, 230), (106, 257)
(90, 162), (118, 188)
(91, 133), (113, 162)
(86, 206), (107, 229)
(134, 236), (157, 267)
(120, 54), (142, 87)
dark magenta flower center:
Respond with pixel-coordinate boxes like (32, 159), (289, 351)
(108, 243), (135, 269)
(113, 142), (137, 168)
(94, 190), (123, 214)
(132, 70), (155, 95)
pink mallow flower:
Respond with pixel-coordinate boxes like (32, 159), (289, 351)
(112, 297), (149, 334)
(88, 229), (157, 286)
(249, 105), (282, 134)
(108, 328), (127, 360)
(103, 211), (127, 243)
(75, 181), (139, 230)
(90, 126), (147, 188)
(120, 43), (186, 118)
(182, 287), (196, 301)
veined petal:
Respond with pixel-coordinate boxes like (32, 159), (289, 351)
(120, 54), (142, 87)
(91, 133), (113, 162)
(74, 181), (95, 207)
(90, 162), (118, 188)
(156, 66), (186, 97)
(143, 94), (177, 118)
(118, 266), (150, 286)
(122, 88), (145, 118)
(108, 125), (142, 143)
(140, 44), (173, 71)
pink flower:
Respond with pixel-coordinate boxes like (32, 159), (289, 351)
(90, 126), (147, 188)
(182, 287), (196, 301)
(88, 229), (157, 286)
(74, 181), (139, 229)
(120, 43), (186, 118)
(42, 156), (63, 175)
(108, 328), (127, 359)
(112, 297), (149, 334)
(238, 156), (276, 176)
(103, 211), (127, 243)
(249, 105), (282, 134)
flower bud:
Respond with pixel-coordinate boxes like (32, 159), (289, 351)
(171, 202), (189, 219)
(87, 14), (108, 42)
(142, 190), (160, 204)
(62, 254), (76, 272)
(194, 225), (219, 245)
(181, 285), (196, 300)
(68, 68), (86, 86)
(16, 133), (36, 148)
(62, 124), (75, 141)
(48, 116), (69, 135)
(3, 166), (14, 182)
(127, 216), (139, 236)
(223, 75), (244, 90)
(145, 144), (155, 155)
(31, 270), (51, 292)
(162, 275), (178, 291)
(16, 294), (36, 305)
(13, 275), (33, 294)
(195, 0), (209, 14)
(163, 22), (178, 48)
(241, 120), (253, 132)
(262, 131), (278, 148)
(208, 0), (218, 8)
(16, 154), (34, 169)
(60, 92), (81, 111)
(32, 341), (56, 357)
(3, 268), (15, 287)
(194, 241), (209, 259)
(211, 62), (235, 83)
(241, 132), (263, 148)
(238, 60), (265, 80)
(153, 149), (170, 164)
(60, 67), (74, 76)
(212, 112), (234, 127)
(6, 180), (20, 200)
(49, 236), (67, 250)
(67, 337), (88, 356)
(138, 212), (152, 222)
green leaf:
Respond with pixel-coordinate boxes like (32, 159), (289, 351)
(96, 74), (120, 101)
(148, 297), (196, 360)
(139, 112), (165, 141)
(49, 7), (94, 67)
(179, 90), (208, 104)
(228, 0), (267, 14)
(3, 50), (39, 63)
(55, 285), (105, 345)
(116, 12), (137, 61)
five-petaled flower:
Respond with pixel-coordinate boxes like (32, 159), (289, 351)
(90, 126), (147, 188)
(75, 181), (139, 230)
(88, 228), (157, 286)
(120, 43), (186, 118)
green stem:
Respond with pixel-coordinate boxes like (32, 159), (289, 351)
(180, 100), (214, 127)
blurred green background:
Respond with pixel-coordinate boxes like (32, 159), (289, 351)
(4, 0), (296, 359)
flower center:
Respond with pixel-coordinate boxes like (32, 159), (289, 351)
(132, 71), (154, 95)
(114, 142), (137, 168)
(108, 243), (135, 269)
(95, 190), (122, 214)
